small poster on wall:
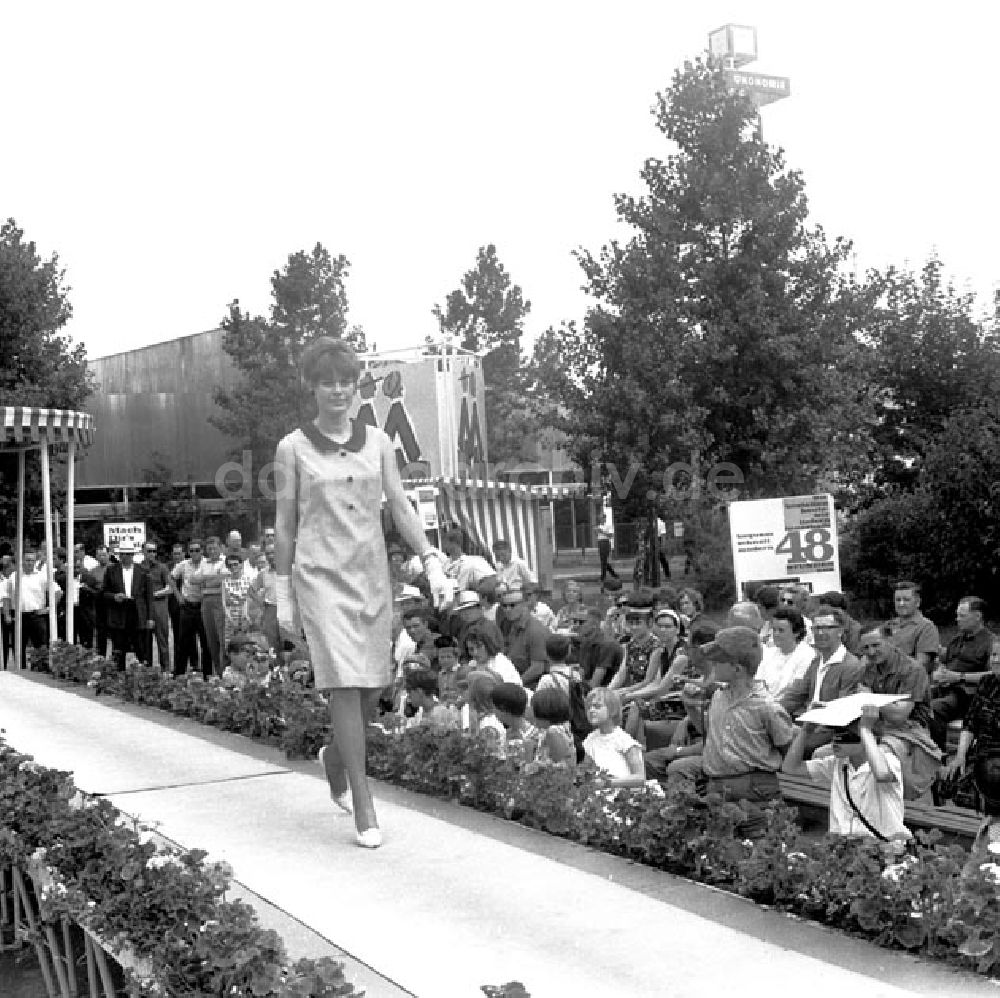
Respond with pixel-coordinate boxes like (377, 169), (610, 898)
(103, 521), (146, 554)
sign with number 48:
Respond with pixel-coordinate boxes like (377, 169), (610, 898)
(729, 494), (841, 601)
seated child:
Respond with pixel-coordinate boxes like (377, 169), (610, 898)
(465, 670), (502, 739)
(392, 652), (433, 717)
(434, 635), (463, 705)
(221, 635), (269, 689)
(782, 701), (909, 841)
(536, 634), (581, 693)
(491, 682), (539, 761)
(404, 668), (460, 731)
(699, 626), (796, 839)
(643, 682), (706, 783)
(527, 686), (576, 765)
(582, 687), (646, 788)
(281, 649), (313, 686)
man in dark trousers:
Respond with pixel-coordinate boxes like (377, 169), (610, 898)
(141, 540), (173, 668)
(91, 545), (112, 656)
(101, 542), (149, 670)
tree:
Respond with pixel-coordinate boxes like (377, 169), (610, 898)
(212, 244), (365, 478)
(0, 218), (91, 408)
(536, 59), (876, 515)
(0, 219), (93, 542)
(864, 256), (1000, 491)
(432, 244), (534, 466)
(843, 402), (1000, 617)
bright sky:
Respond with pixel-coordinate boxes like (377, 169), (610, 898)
(3, 2), (997, 362)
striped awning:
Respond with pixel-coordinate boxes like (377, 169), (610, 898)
(407, 476), (587, 500)
(409, 476), (585, 576)
(0, 407), (95, 449)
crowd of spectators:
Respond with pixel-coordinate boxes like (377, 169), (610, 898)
(5, 524), (1000, 840)
(381, 556), (1000, 841)
(0, 528), (277, 677)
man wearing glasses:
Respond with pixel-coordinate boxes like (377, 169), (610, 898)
(171, 540), (210, 676)
(778, 605), (864, 755)
(142, 541), (173, 669)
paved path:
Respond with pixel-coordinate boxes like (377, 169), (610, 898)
(0, 672), (992, 998)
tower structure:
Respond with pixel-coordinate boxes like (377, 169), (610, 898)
(708, 24), (790, 137)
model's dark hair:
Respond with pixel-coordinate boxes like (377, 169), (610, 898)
(301, 337), (361, 388)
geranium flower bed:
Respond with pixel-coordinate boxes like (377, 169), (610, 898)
(20, 641), (1000, 980)
(0, 743), (359, 997)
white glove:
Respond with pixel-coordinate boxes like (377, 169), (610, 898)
(421, 552), (450, 609)
(276, 575), (297, 633)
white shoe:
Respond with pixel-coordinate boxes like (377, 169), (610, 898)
(318, 746), (353, 814)
(355, 827), (382, 849)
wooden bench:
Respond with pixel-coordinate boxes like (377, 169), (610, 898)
(777, 773), (982, 841)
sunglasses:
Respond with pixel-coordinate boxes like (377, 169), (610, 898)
(188, 547), (202, 553)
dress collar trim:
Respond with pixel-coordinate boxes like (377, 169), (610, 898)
(300, 419), (367, 454)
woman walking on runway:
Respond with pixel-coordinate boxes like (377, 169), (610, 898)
(274, 338), (447, 848)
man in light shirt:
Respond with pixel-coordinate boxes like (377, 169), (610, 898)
(887, 579), (940, 674)
(248, 541), (278, 650)
(442, 528), (496, 596)
(74, 542), (98, 573)
(242, 541), (263, 584)
(492, 539), (536, 589)
(171, 539), (210, 676)
(5, 549), (62, 668)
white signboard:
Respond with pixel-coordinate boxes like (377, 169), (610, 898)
(728, 494), (841, 600)
(103, 521), (146, 552)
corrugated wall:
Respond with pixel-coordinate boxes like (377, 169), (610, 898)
(77, 329), (241, 487)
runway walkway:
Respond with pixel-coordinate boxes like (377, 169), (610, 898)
(0, 672), (992, 998)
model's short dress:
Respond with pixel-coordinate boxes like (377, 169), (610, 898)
(282, 421), (393, 690)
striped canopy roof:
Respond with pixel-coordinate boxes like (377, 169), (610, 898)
(405, 475), (587, 575)
(0, 406), (95, 449)
(405, 476), (586, 500)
